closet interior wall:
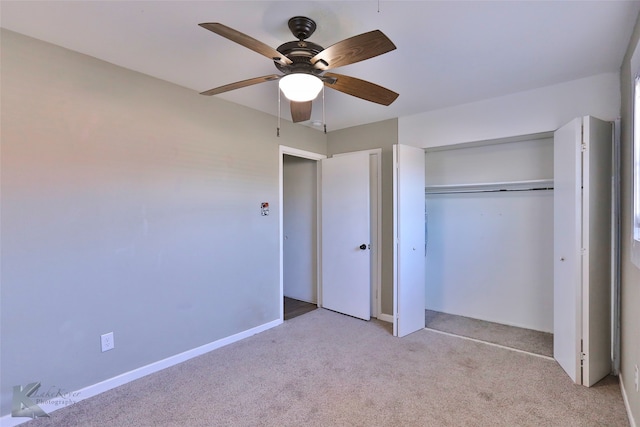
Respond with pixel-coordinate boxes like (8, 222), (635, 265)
(425, 133), (555, 332)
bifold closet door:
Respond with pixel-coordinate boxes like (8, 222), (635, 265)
(393, 144), (426, 337)
(553, 118), (583, 384)
(553, 116), (612, 387)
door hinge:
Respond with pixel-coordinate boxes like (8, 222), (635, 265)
(581, 143), (587, 152)
(580, 247), (587, 256)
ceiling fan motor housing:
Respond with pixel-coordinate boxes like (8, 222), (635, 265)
(275, 40), (324, 76)
(274, 16), (325, 77)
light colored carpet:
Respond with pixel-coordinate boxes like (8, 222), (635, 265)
(425, 309), (554, 358)
(21, 309), (627, 426)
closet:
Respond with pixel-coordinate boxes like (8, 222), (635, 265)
(424, 116), (614, 387)
(425, 133), (555, 332)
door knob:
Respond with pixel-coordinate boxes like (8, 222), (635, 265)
(359, 244), (367, 250)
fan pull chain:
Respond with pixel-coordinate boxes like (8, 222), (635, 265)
(322, 85), (327, 134)
(277, 86), (281, 137)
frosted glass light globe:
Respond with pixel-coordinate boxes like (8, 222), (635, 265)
(279, 74), (323, 102)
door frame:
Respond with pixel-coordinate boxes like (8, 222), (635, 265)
(279, 145), (382, 322)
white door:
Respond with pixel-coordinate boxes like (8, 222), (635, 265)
(554, 116), (612, 386)
(553, 118), (583, 383)
(393, 144), (426, 337)
(582, 116), (613, 386)
(321, 152), (370, 320)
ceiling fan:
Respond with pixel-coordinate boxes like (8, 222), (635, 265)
(199, 16), (399, 124)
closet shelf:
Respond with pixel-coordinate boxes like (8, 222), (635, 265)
(425, 179), (554, 195)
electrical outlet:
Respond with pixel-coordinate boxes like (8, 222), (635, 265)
(101, 332), (114, 352)
(635, 364), (639, 392)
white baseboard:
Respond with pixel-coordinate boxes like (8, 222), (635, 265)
(377, 313), (393, 323)
(620, 375), (638, 427)
(1, 318), (282, 427)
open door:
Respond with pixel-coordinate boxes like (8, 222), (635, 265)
(393, 144), (426, 337)
(553, 118), (583, 383)
(553, 116), (612, 386)
(321, 151), (371, 320)
(583, 116), (613, 386)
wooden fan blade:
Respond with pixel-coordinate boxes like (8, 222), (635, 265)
(199, 23), (292, 66)
(323, 73), (398, 106)
(200, 75), (280, 96)
(311, 30), (396, 71)
(290, 101), (312, 123)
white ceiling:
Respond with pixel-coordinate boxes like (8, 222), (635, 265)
(2, 1), (640, 131)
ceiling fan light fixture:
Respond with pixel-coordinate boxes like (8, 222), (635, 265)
(279, 73), (323, 102)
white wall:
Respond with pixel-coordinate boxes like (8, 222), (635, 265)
(399, 72), (620, 149)
(0, 29), (327, 417)
(426, 191), (554, 331)
(425, 137), (554, 184)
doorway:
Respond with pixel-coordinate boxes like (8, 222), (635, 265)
(282, 154), (318, 315)
(280, 147), (325, 321)
(284, 297), (317, 320)
(279, 146), (381, 322)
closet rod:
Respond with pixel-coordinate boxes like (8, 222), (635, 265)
(425, 186), (554, 195)
(425, 179), (554, 195)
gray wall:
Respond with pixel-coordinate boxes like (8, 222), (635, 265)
(0, 29), (327, 416)
(327, 119), (398, 316)
(620, 14), (640, 424)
